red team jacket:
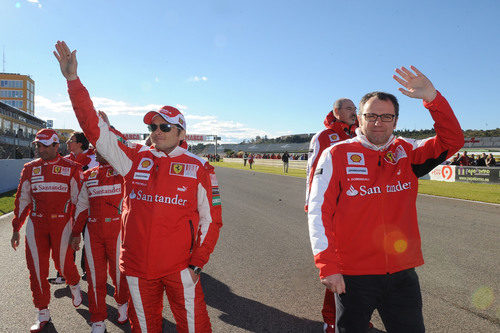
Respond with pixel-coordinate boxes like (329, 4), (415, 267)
(308, 92), (464, 278)
(67, 78), (223, 280)
(66, 149), (98, 171)
(73, 164), (124, 236)
(305, 113), (357, 211)
(13, 156), (83, 232)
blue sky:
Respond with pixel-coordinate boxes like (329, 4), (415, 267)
(2, 0), (499, 142)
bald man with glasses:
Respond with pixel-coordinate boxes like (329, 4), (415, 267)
(308, 66), (464, 332)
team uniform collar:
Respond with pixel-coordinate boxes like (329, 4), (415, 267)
(149, 145), (186, 158)
(354, 128), (395, 151)
(42, 155), (61, 165)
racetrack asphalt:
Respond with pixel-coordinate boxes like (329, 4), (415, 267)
(0, 166), (498, 332)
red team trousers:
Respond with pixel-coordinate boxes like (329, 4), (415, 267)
(127, 268), (211, 333)
(25, 216), (80, 309)
(84, 218), (129, 323)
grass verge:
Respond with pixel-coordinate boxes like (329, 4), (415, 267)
(212, 161), (499, 204)
(0, 190), (16, 216)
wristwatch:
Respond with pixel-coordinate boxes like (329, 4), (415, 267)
(189, 265), (202, 275)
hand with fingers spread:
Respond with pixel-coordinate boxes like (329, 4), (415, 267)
(393, 66), (437, 103)
(53, 41), (78, 81)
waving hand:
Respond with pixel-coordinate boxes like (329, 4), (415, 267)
(393, 66), (437, 103)
(53, 41), (78, 81)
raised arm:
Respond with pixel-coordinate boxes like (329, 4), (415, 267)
(54, 41), (139, 177)
(393, 66), (464, 176)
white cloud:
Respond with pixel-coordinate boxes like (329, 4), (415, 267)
(188, 76), (208, 82)
(35, 95), (271, 143)
(26, 0), (42, 7)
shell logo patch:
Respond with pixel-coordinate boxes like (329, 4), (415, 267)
(347, 152), (365, 165)
(137, 158), (154, 171)
(32, 166), (42, 176)
(329, 133), (340, 143)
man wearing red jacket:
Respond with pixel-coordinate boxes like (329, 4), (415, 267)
(71, 152), (129, 333)
(11, 128), (83, 332)
(55, 40), (222, 333)
(305, 98), (358, 332)
(308, 66), (464, 332)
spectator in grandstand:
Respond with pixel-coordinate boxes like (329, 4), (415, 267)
(486, 153), (496, 167)
(308, 66), (464, 332)
(458, 151), (470, 166)
(11, 129), (83, 332)
(282, 151), (290, 173)
(450, 154), (460, 165)
(305, 96), (358, 331)
(469, 153), (477, 166)
(475, 153), (487, 166)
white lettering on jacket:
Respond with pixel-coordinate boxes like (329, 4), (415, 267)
(88, 184), (122, 198)
(346, 181), (411, 197)
(129, 189), (187, 206)
(31, 182), (68, 193)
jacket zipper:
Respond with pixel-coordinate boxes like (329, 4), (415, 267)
(379, 152), (389, 272)
(189, 220), (195, 253)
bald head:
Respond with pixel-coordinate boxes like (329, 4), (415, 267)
(333, 98), (357, 125)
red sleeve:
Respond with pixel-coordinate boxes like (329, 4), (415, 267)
(12, 165), (32, 232)
(404, 91), (464, 178)
(67, 78), (139, 177)
(308, 147), (342, 278)
(189, 163), (223, 268)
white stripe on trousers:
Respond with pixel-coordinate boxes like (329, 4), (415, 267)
(115, 231), (121, 295)
(25, 217), (42, 293)
(180, 268), (196, 333)
(127, 276), (148, 332)
(58, 220), (72, 275)
(84, 228), (98, 308)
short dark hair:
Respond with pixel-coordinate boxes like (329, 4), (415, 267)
(72, 132), (89, 150)
(359, 92), (399, 118)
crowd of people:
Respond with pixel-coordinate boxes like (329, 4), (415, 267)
(7, 41), (478, 333)
(447, 151), (497, 166)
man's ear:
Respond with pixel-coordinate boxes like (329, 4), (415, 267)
(393, 117), (398, 129)
(179, 129), (186, 141)
(333, 107), (340, 119)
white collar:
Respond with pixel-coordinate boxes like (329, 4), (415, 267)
(355, 128), (395, 151)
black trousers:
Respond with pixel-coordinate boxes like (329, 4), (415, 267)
(335, 268), (425, 333)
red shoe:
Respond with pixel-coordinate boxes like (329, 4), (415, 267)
(30, 309), (51, 333)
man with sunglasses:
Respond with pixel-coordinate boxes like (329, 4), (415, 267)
(11, 128), (84, 332)
(308, 66), (464, 332)
(54, 40), (222, 333)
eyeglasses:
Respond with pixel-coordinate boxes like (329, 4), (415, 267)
(148, 123), (174, 133)
(362, 113), (396, 122)
(341, 107), (357, 112)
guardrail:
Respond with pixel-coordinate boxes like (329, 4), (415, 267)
(0, 158), (31, 193)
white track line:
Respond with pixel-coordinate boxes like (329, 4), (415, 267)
(418, 193), (500, 206)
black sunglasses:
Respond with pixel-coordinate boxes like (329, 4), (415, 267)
(148, 123), (173, 133)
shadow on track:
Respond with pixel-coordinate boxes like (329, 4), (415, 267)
(201, 273), (324, 332)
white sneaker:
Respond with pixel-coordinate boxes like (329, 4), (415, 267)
(91, 321), (106, 333)
(69, 283), (82, 307)
(117, 302), (128, 324)
(30, 308), (51, 333)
